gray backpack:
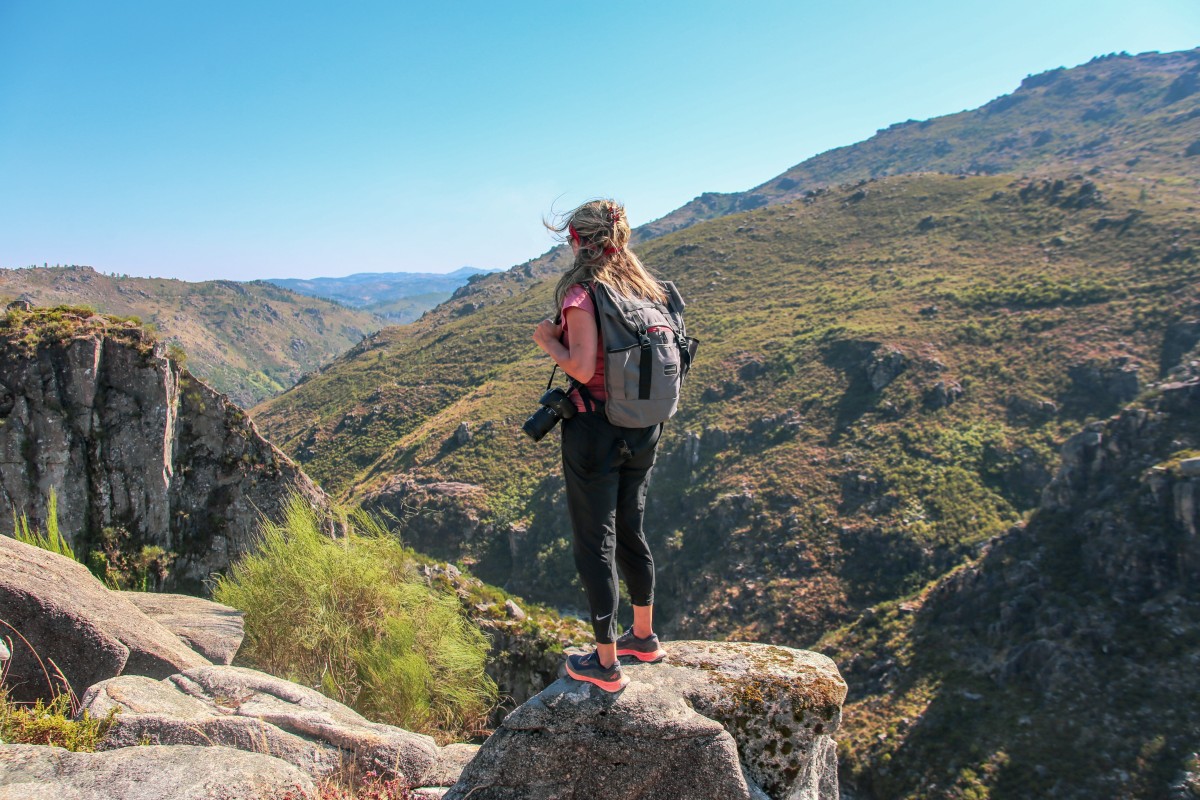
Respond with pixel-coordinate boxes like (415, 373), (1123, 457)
(579, 280), (698, 428)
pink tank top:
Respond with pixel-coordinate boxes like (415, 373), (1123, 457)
(561, 283), (606, 413)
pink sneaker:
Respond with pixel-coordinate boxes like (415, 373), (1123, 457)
(566, 651), (630, 692)
(615, 628), (667, 663)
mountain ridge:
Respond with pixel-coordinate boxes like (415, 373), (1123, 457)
(409, 46), (1200, 332)
(639, 48), (1200, 240)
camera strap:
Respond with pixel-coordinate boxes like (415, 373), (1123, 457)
(545, 364), (589, 409)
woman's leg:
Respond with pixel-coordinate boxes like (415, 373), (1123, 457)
(561, 413), (622, 651)
(614, 424), (660, 639)
(632, 604), (654, 639)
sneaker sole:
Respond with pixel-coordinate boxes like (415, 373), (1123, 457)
(616, 647), (667, 663)
(565, 664), (630, 692)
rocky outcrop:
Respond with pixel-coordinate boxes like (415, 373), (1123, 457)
(1036, 378), (1200, 604)
(1061, 356), (1141, 416)
(865, 347), (908, 391)
(0, 310), (326, 591)
(0, 536), (209, 703)
(922, 379), (963, 410)
(362, 477), (491, 562)
(448, 678), (753, 800)
(119, 592), (244, 665)
(0, 743), (315, 800)
(81, 665), (473, 790)
(448, 641), (846, 800)
(1001, 387), (1200, 602)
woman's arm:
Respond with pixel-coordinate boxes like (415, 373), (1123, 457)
(533, 306), (597, 383)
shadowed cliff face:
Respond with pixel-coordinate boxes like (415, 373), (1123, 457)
(828, 364), (1200, 800)
(0, 308), (326, 591)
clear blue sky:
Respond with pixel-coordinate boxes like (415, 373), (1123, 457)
(1, 1), (1197, 281)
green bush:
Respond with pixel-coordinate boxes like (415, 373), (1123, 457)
(12, 488), (73, 560)
(86, 529), (175, 591)
(213, 496), (496, 741)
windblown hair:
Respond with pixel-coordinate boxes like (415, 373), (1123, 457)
(546, 199), (667, 309)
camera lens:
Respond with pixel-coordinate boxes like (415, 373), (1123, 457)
(522, 387), (577, 441)
(522, 405), (560, 441)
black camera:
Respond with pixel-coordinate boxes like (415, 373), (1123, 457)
(522, 387), (577, 441)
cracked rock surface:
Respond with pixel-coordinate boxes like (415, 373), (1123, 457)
(0, 326), (326, 593)
(446, 640), (846, 800)
(0, 743), (316, 800)
(0, 536), (209, 704)
(81, 665), (474, 789)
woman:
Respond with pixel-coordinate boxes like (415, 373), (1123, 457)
(532, 199), (669, 692)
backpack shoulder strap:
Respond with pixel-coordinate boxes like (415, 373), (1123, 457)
(580, 281), (603, 338)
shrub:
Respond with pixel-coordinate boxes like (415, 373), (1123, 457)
(213, 496), (496, 741)
(12, 488), (73, 560)
(166, 340), (188, 368)
(86, 528), (175, 591)
(316, 773), (414, 800)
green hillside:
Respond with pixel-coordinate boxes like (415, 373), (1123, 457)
(253, 169), (1200, 649)
(0, 266), (383, 406)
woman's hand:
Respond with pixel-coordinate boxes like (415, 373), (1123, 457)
(533, 319), (562, 353)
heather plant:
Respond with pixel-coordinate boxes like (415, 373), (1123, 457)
(0, 690), (116, 751)
(0, 625), (117, 750)
(213, 496), (496, 741)
(315, 772), (414, 800)
(85, 525), (175, 591)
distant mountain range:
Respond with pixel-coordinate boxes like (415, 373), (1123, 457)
(0, 266), (383, 407)
(0, 265), (502, 406)
(266, 267), (501, 323)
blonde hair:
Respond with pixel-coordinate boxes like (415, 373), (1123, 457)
(545, 199), (667, 309)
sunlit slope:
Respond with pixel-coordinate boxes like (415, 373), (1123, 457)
(253, 171), (1200, 644)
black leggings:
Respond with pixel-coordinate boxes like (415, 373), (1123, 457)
(561, 412), (661, 644)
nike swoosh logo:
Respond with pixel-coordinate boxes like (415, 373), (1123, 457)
(594, 613), (613, 622)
